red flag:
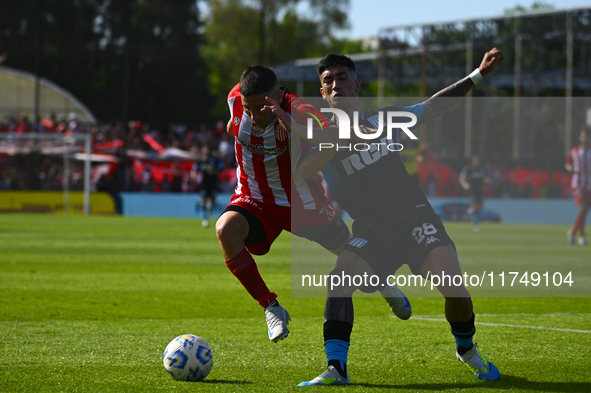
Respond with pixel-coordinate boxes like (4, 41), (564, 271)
(142, 133), (165, 153)
(94, 139), (124, 151)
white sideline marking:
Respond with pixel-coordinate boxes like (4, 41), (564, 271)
(409, 316), (591, 334)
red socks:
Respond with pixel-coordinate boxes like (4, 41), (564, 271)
(225, 248), (277, 307)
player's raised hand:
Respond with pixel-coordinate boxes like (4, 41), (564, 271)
(479, 48), (504, 76)
(265, 96), (292, 133)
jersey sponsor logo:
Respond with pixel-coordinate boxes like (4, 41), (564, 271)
(340, 137), (396, 175)
(348, 238), (368, 248)
(251, 125), (265, 136)
(236, 138), (290, 156)
(275, 123), (288, 141)
(424, 236), (440, 247)
(234, 116), (240, 126)
(234, 196), (260, 208)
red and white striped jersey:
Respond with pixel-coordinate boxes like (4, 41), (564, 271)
(227, 84), (326, 209)
(567, 145), (591, 190)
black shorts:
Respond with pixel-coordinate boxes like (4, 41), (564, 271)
(343, 213), (456, 279)
(201, 188), (216, 198)
(469, 189), (483, 204)
(221, 204), (351, 255)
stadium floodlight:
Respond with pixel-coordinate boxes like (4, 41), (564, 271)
(0, 133), (92, 215)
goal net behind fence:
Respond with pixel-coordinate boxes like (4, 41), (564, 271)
(0, 133), (91, 214)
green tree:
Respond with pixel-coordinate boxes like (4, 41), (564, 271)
(0, 0), (212, 125)
(504, 1), (555, 14)
(202, 0), (351, 117)
(97, 0), (212, 125)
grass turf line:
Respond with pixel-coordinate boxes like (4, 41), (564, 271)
(0, 214), (590, 392)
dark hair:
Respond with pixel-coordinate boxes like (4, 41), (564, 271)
(317, 54), (356, 78)
(239, 65), (278, 97)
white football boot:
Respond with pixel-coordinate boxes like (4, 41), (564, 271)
(380, 284), (412, 320)
(456, 343), (500, 381)
(264, 302), (290, 342)
(298, 365), (350, 386)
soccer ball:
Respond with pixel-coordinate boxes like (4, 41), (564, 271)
(163, 334), (213, 381)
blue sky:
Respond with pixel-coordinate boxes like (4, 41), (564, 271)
(343, 0), (591, 38)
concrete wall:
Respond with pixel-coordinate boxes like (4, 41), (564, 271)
(120, 192), (231, 219)
(427, 197), (577, 224)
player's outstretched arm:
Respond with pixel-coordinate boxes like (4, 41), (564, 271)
(421, 48), (504, 123)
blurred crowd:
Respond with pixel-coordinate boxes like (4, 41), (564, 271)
(0, 113), (236, 193)
(0, 112), (575, 199)
(420, 158), (572, 200)
(90, 119), (237, 194)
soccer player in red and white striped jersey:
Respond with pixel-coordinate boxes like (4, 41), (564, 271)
(566, 129), (591, 246)
(215, 66), (351, 342)
(227, 82), (323, 209)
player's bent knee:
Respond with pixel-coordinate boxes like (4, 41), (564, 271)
(215, 212), (249, 248)
(327, 267), (358, 297)
(422, 246), (462, 276)
(325, 251), (375, 296)
(215, 219), (229, 243)
(329, 261), (355, 282)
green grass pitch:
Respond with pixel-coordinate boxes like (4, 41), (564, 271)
(1, 213), (590, 392)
